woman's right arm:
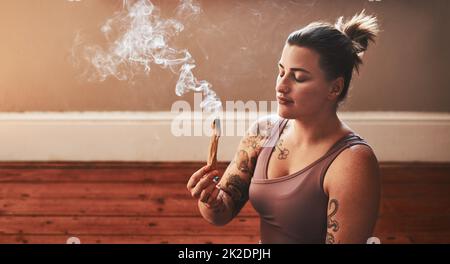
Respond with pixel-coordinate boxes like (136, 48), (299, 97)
(187, 116), (277, 226)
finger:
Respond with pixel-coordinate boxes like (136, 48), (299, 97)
(206, 185), (220, 205)
(199, 184), (216, 203)
(191, 170), (218, 198)
(187, 164), (211, 190)
(191, 170), (219, 199)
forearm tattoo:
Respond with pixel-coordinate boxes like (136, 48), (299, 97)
(236, 150), (250, 174)
(211, 191), (228, 214)
(326, 198), (340, 244)
(221, 173), (250, 217)
(218, 118), (276, 217)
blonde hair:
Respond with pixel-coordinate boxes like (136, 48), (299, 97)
(335, 10), (379, 72)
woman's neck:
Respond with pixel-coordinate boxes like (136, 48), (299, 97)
(289, 111), (344, 148)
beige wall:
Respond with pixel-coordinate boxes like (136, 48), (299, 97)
(0, 0), (449, 112)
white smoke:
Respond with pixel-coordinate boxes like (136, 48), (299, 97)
(72, 0), (222, 113)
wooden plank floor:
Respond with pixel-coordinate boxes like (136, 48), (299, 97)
(0, 162), (449, 244)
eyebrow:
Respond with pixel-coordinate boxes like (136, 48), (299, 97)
(278, 63), (311, 74)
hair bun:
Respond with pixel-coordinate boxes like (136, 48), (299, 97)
(335, 10), (379, 55)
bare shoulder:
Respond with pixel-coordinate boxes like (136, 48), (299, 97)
(335, 144), (378, 168)
(242, 115), (280, 154)
(247, 114), (280, 137)
(324, 144), (380, 195)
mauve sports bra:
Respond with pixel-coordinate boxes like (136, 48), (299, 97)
(249, 118), (371, 244)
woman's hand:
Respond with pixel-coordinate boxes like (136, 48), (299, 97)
(187, 165), (222, 207)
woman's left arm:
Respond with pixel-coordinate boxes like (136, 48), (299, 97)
(323, 145), (381, 244)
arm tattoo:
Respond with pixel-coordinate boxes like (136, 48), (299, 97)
(236, 149), (257, 176)
(236, 150), (250, 174)
(221, 174), (250, 217)
(242, 135), (264, 154)
(326, 198), (340, 244)
(326, 233), (335, 244)
(212, 192), (227, 214)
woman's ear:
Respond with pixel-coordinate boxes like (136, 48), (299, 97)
(328, 77), (344, 100)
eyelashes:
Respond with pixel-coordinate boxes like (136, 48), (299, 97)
(278, 71), (305, 83)
(294, 77), (306, 83)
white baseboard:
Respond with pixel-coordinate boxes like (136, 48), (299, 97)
(0, 111), (449, 162)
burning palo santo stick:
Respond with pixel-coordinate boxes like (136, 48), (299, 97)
(207, 118), (221, 172)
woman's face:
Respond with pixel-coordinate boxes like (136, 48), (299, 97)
(276, 44), (337, 120)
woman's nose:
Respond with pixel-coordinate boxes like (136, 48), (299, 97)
(276, 83), (290, 94)
(276, 74), (291, 94)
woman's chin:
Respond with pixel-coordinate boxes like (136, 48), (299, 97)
(277, 108), (294, 119)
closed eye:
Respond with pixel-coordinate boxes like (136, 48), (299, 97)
(294, 77), (306, 83)
(278, 66), (307, 83)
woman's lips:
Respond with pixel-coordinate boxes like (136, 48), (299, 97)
(277, 96), (294, 105)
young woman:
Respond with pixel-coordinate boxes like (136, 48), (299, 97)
(187, 11), (381, 244)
